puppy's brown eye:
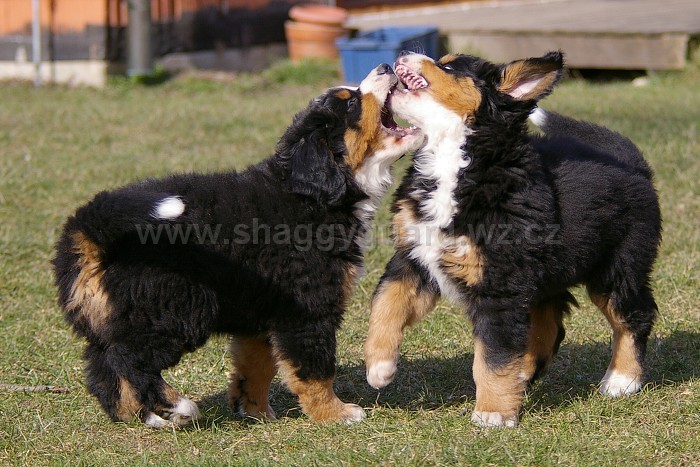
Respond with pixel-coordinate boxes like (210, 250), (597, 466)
(442, 64), (454, 71)
(347, 97), (359, 111)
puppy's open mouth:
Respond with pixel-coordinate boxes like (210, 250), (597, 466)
(381, 79), (419, 137)
(394, 64), (429, 92)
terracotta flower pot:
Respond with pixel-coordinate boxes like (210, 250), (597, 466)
(284, 19), (348, 62)
(289, 4), (349, 26)
(284, 4), (349, 62)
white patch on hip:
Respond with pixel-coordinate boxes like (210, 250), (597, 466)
(153, 196), (185, 220)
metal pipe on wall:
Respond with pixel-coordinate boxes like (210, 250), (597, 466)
(32, 0), (41, 87)
(127, 0), (153, 76)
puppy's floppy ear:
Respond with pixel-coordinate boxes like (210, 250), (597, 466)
(288, 130), (347, 206)
(498, 51), (564, 101)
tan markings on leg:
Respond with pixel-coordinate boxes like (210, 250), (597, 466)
(115, 377), (142, 421)
(440, 235), (484, 287)
(365, 277), (437, 359)
(152, 381), (182, 415)
(228, 336), (277, 420)
(67, 232), (113, 334)
(471, 338), (526, 427)
(161, 381), (181, 405)
(272, 350), (364, 423)
(589, 291), (643, 387)
(522, 303), (563, 381)
(364, 276), (437, 388)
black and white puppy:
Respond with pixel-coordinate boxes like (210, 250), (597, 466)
(364, 51), (661, 427)
(53, 64), (424, 428)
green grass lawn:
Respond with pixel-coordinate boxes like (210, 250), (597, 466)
(1, 59), (698, 465)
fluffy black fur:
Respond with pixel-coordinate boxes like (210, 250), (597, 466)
(455, 63), (659, 365)
(367, 51), (662, 426)
(53, 74), (405, 426)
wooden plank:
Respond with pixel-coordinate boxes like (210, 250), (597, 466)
(347, 0), (700, 35)
(449, 31), (689, 69)
(346, 0), (700, 69)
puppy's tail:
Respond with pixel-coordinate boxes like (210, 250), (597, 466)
(52, 189), (186, 333)
(66, 189), (185, 249)
(529, 108), (652, 179)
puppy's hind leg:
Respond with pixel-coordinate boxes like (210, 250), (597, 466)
(365, 252), (438, 389)
(84, 343), (199, 427)
(522, 292), (574, 384)
(145, 379), (201, 429)
(470, 302), (531, 428)
(228, 335), (277, 420)
(588, 285), (657, 397)
(271, 322), (366, 424)
(83, 343), (143, 423)
(100, 342), (200, 429)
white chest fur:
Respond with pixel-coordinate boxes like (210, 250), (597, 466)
(401, 131), (471, 302)
(352, 149), (397, 253)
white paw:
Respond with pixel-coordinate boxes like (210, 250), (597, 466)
(366, 360), (397, 389)
(168, 397), (201, 425)
(471, 411), (518, 428)
(144, 412), (174, 429)
(599, 370), (642, 397)
(341, 403), (367, 425)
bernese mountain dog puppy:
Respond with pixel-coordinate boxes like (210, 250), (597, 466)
(363, 51), (661, 427)
(53, 64), (424, 428)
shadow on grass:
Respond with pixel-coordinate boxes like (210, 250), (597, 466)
(192, 331), (697, 427)
(195, 384), (305, 429)
(343, 330), (699, 412)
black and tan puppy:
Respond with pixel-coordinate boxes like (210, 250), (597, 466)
(364, 51), (661, 427)
(53, 64), (424, 428)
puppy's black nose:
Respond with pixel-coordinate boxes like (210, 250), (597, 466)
(377, 63), (392, 75)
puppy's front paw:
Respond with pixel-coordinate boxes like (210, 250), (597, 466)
(340, 403), (366, 424)
(238, 402), (277, 421)
(599, 370), (642, 397)
(470, 410), (518, 428)
(366, 360), (397, 389)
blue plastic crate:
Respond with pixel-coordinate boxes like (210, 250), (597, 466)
(336, 26), (439, 83)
